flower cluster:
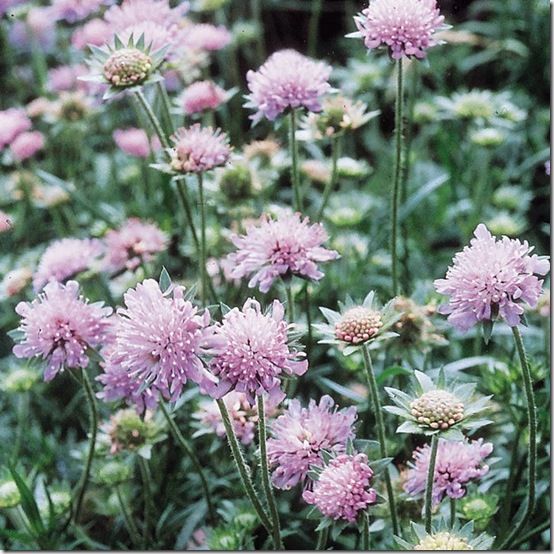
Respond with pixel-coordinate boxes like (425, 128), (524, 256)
(113, 128), (161, 158)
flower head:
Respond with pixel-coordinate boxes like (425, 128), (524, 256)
(113, 128), (160, 158)
(33, 238), (103, 292)
(404, 438), (493, 506)
(12, 281), (112, 381)
(0, 108), (32, 149)
(434, 224), (550, 331)
(225, 211), (338, 293)
(10, 131), (44, 162)
(245, 49), (332, 124)
(205, 298), (307, 404)
(182, 23), (232, 51)
(103, 47), (152, 86)
(0, 480), (21, 509)
(179, 80), (228, 115)
(168, 124), (231, 173)
(302, 453), (377, 522)
(2, 267), (33, 297)
(100, 408), (159, 454)
(351, 0), (445, 60)
(267, 395), (357, 489)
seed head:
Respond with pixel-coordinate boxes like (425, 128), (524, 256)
(410, 390), (464, 430)
(103, 48), (152, 87)
(335, 306), (383, 344)
(415, 532), (473, 550)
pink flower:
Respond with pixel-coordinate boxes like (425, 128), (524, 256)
(2, 267), (33, 297)
(267, 396), (357, 490)
(105, 279), (215, 403)
(47, 64), (88, 92)
(182, 23), (231, 51)
(205, 298), (308, 404)
(225, 211), (339, 293)
(180, 80), (227, 115)
(12, 280), (112, 381)
(113, 128), (160, 158)
(71, 18), (112, 49)
(49, 0), (108, 23)
(404, 438), (493, 506)
(303, 453), (377, 522)
(102, 218), (168, 272)
(169, 124), (231, 173)
(33, 238), (104, 292)
(434, 224), (550, 331)
(10, 131), (45, 162)
(352, 0), (445, 60)
(0, 210), (12, 232)
(0, 108), (32, 149)
(245, 50), (332, 124)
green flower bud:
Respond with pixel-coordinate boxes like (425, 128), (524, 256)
(415, 532), (473, 550)
(0, 480), (21, 508)
(97, 461), (133, 486)
(103, 48), (152, 87)
(410, 390), (464, 430)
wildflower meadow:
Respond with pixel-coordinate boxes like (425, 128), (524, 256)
(0, 0), (551, 550)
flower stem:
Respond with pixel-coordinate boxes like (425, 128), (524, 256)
(133, 89), (170, 150)
(361, 344), (399, 536)
(216, 398), (273, 535)
(316, 526), (328, 550)
(289, 109), (302, 211)
(424, 434), (439, 533)
(159, 402), (215, 523)
(307, 0), (323, 57)
(257, 395), (283, 549)
(197, 173), (208, 306)
(138, 456), (153, 547)
(285, 281), (295, 322)
(498, 326), (537, 549)
(156, 80), (174, 136)
(317, 135), (341, 222)
(390, 57), (405, 298)
(361, 512), (370, 550)
(450, 497), (456, 528)
(72, 369), (98, 524)
(175, 177), (199, 249)
(116, 485), (141, 547)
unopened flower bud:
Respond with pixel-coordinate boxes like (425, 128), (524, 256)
(335, 306), (383, 344)
(410, 390), (464, 430)
(103, 48), (152, 87)
(415, 532), (473, 550)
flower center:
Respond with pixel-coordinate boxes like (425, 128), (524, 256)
(335, 306), (383, 344)
(415, 532), (473, 550)
(103, 48), (152, 87)
(410, 389), (464, 430)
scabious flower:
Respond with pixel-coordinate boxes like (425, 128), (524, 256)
(225, 211), (338, 293)
(71, 18), (112, 49)
(168, 124), (231, 173)
(404, 438), (493, 506)
(48, 0), (107, 23)
(33, 238), (103, 292)
(10, 131), (44, 162)
(205, 298), (308, 404)
(179, 80), (227, 115)
(113, 128), (160, 158)
(105, 279), (215, 403)
(2, 267), (33, 297)
(434, 224), (550, 331)
(303, 453), (377, 522)
(102, 218), (168, 273)
(0, 108), (32, 149)
(0, 210), (12, 232)
(351, 0), (445, 60)
(12, 281), (112, 381)
(182, 23), (232, 51)
(47, 64), (88, 92)
(245, 49), (333, 124)
(267, 396), (357, 490)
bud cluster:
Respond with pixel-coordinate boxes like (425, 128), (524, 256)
(107, 408), (152, 454)
(410, 390), (464, 430)
(103, 48), (152, 87)
(335, 306), (383, 344)
(415, 532), (473, 551)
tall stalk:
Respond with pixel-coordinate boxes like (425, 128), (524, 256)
(197, 173), (208, 306)
(307, 0), (323, 57)
(138, 457), (153, 547)
(116, 485), (141, 546)
(285, 281), (295, 322)
(317, 135), (341, 221)
(498, 326), (537, 549)
(361, 344), (399, 535)
(316, 527), (328, 550)
(424, 434), (438, 533)
(133, 90), (170, 150)
(450, 498), (456, 528)
(289, 109), (302, 211)
(257, 395), (283, 549)
(361, 512), (370, 550)
(390, 58), (405, 297)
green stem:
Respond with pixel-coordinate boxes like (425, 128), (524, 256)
(72, 369), (98, 524)
(424, 434), (439, 533)
(175, 178), (199, 249)
(390, 58), (405, 298)
(303, 283), (313, 361)
(499, 326), (537, 549)
(159, 403), (215, 523)
(257, 395), (283, 549)
(216, 399), (273, 535)
(285, 281), (295, 322)
(361, 512), (370, 550)
(289, 109), (302, 211)
(450, 497), (456, 528)
(307, 0), (323, 57)
(11, 392), (29, 463)
(156, 80), (174, 135)
(317, 135), (341, 221)
(197, 173), (208, 306)
(138, 457), (153, 547)
(133, 89), (170, 150)
(116, 485), (141, 546)
(361, 345), (399, 536)
(500, 427), (521, 534)
(250, 0), (266, 62)
(316, 526), (328, 550)
(511, 519), (550, 548)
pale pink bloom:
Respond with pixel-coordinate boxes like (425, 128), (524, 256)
(71, 18), (112, 49)
(0, 210), (12, 232)
(0, 108), (32, 149)
(113, 128), (160, 158)
(26, 97), (55, 119)
(303, 453), (377, 522)
(117, 21), (177, 53)
(10, 131), (45, 162)
(182, 23), (231, 51)
(267, 396), (357, 490)
(47, 64), (88, 92)
(33, 238), (104, 292)
(353, 0), (445, 60)
(180, 80), (227, 115)
(204, 298), (308, 404)
(404, 438), (493, 506)
(225, 211), (339, 293)
(49, 0), (108, 23)
(434, 224), (550, 331)
(102, 218), (168, 272)
(12, 280), (112, 381)
(2, 267), (33, 297)
(245, 49), (332, 124)
(169, 124), (231, 173)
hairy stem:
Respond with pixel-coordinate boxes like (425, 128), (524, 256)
(116, 485), (141, 546)
(197, 173), (208, 306)
(138, 457), (153, 547)
(424, 434), (439, 533)
(317, 135), (341, 221)
(316, 526), (328, 550)
(289, 109), (302, 211)
(133, 89), (170, 150)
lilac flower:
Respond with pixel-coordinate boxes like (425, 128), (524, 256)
(10, 131), (45, 162)
(225, 211), (339, 293)
(113, 128), (160, 158)
(102, 218), (168, 272)
(12, 281), (112, 381)
(404, 438), (493, 506)
(48, 0), (108, 23)
(245, 49), (332, 124)
(352, 0), (445, 60)
(169, 124), (231, 173)
(33, 238), (103, 292)
(267, 396), (357, 489)
(47, 65), (88, 92)
(180, 80), (227, 115)
(205, 298), (308, 404)
(106, 279), (215, 403)
(182, 23), (232, 51)
(72, 18), (111, 49)
(303, 453), (377, 522)
(0, 108), (32, 149)
(434, 224), (550, 331)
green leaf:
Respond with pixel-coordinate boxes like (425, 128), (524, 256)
(319, 377), (365, 402)
(8, 465), (45, 538)
(414, 370), (435, 393)
(396, 420), (422, 434)
(370, 457), (392, 475)
(439, 427), (465, 441)
(315, 518), (332, 532)
(482, 320), (494, 345)
(382, 405), (409, 418)
(159, 267), (172, 293)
